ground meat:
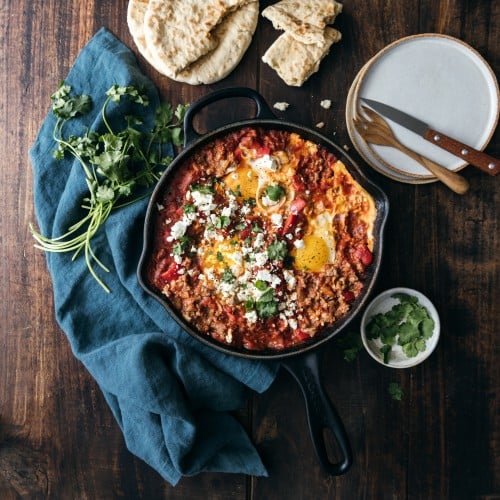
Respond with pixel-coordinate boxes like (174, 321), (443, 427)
(145, 128), (376, 351)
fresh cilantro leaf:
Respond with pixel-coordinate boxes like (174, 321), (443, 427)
(265, 184), (286, 202)
(380, 344), (392, 364)
(221, 268), (235, 284)
(173, 236), (190, 255)
(388, 382), (403, 401)
(267, 239), (288, 260)
(31, 82), (188, 293)
(183, 203), (196, 214)
(215, 215), (231, 229)
(336, 331), (363, 362)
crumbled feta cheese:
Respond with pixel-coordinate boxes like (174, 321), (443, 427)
(270, 213), (283, 228)
(283, 270), (296, 290)
(256, 269), (273, 283)
(288, 318), (298, 329)
(225, 331), (233, 343)
(294, 239), (305, 249)
(170, 220), (188, 239)
(261, 195), (278, 207)
(254, 233), (265, 248)
(241, 205), (251, 215)
(254, 251), (269, 266)
(245, 311), (258, 324)
(250, 154), (279, 172)
(191, 190), (216, 212)
(273, 101), (290, 111)
(315, 122), (325, 129)
(156, 203), (164, 211)
(320, 99), (332, 109)
(221, 205), (232, 217)
(173, 254), (183, 265)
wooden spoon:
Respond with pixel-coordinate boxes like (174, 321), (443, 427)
(355, 106), (470, 194)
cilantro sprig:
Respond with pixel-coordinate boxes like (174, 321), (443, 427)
(30, 82), (189, 292)
(366, 293), (435, 364)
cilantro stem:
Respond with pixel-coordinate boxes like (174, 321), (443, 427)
(31, 83), (187, 292)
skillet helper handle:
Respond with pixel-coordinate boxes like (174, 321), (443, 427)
(183, 87), (276, 146)
(282, 352), (353, 475)
(423, 128), (499, 176)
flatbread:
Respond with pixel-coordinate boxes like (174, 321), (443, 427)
(128, 0), (258, 85)
(262, 0), (343, 46)
(143, 0), (252, 76)
(127, 0), (156, 67)
(176, 3), (259, 84)
(261, 27), (341, 86)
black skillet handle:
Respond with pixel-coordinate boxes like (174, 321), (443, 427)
(282, 351), (353, 475)
(183, 87), (276, 147)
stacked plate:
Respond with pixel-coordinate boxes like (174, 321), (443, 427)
(346, 34), (500, 184)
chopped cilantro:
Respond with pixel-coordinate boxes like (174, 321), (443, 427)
(183, 203), (196, 214)
(252, 223), (263, 233)
(267, 239), (288, 260)
(30, 82), (188, 292)
(172, 236), (190, 255)
(388, 382), (403, 401)
(221, 268), (235, 284)
(265, 184), (286, 202)
(215, 215), (231, 229)
(216, 251), (224, 262)
(190, 183), (214, 194)
(335, 331), (363, 362)
(366, 293), (435, 364)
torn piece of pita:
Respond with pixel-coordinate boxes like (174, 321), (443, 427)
(175, 2), (259, 85)
(261, 27), (341, 86)
(262, 0), (343, 45)
(143, 0), (253, 77)
(127, 0), (157, 67)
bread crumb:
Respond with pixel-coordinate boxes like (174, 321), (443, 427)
(315, 122), (325, 128)
(273, 101), (290, 111)
(320, 99), (332, 109)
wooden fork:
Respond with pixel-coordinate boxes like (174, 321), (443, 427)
(354, 106), (470, 194)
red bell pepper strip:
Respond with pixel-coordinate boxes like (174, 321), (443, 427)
(282, 197), (307, 234)
(161, 263), (181, 282)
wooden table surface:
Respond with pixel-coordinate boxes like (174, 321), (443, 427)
(1, 1), (499, 498)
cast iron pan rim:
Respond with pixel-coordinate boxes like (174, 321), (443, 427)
(138, 116), (389, 361)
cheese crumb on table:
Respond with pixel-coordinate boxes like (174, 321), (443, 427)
(273, 101), (290, 111)
(315, 122), (325, 128)
(320, 99), (332, 109)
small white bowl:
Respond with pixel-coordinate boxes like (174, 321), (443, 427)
(360, 287), (440, 368)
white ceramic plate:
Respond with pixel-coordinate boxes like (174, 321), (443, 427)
(360, 287), (440, 368)
(346, 63), (438, 184)
(347, 34), (499, 180)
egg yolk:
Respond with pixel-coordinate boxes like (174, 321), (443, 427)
(202, 239), (242, 273)
(292, 235), (331, 272)
(223, 166), (259, 199)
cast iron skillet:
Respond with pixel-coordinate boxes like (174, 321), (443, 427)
(138, 87), (389, 476)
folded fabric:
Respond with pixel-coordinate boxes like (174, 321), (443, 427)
(30, 27), (278, 485)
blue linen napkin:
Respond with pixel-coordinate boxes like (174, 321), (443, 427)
(30, 27), (278, 485)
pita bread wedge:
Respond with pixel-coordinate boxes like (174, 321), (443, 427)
(262, 27), (341, 86)
(143, 0), (252, 76)
(128, 0), (258, 84)
(175, 3), (259, 84)
(262, 0), (343, 46)
(127, 0), (156, 67)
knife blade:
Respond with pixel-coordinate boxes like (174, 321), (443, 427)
(360, 98), (499, 176)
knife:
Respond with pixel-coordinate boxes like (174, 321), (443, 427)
(360, 98), (499, 176)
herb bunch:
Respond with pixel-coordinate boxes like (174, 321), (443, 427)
(30, 82), (189, 292)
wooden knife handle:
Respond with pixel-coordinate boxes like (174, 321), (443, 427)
(424, 128), (499, 176)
